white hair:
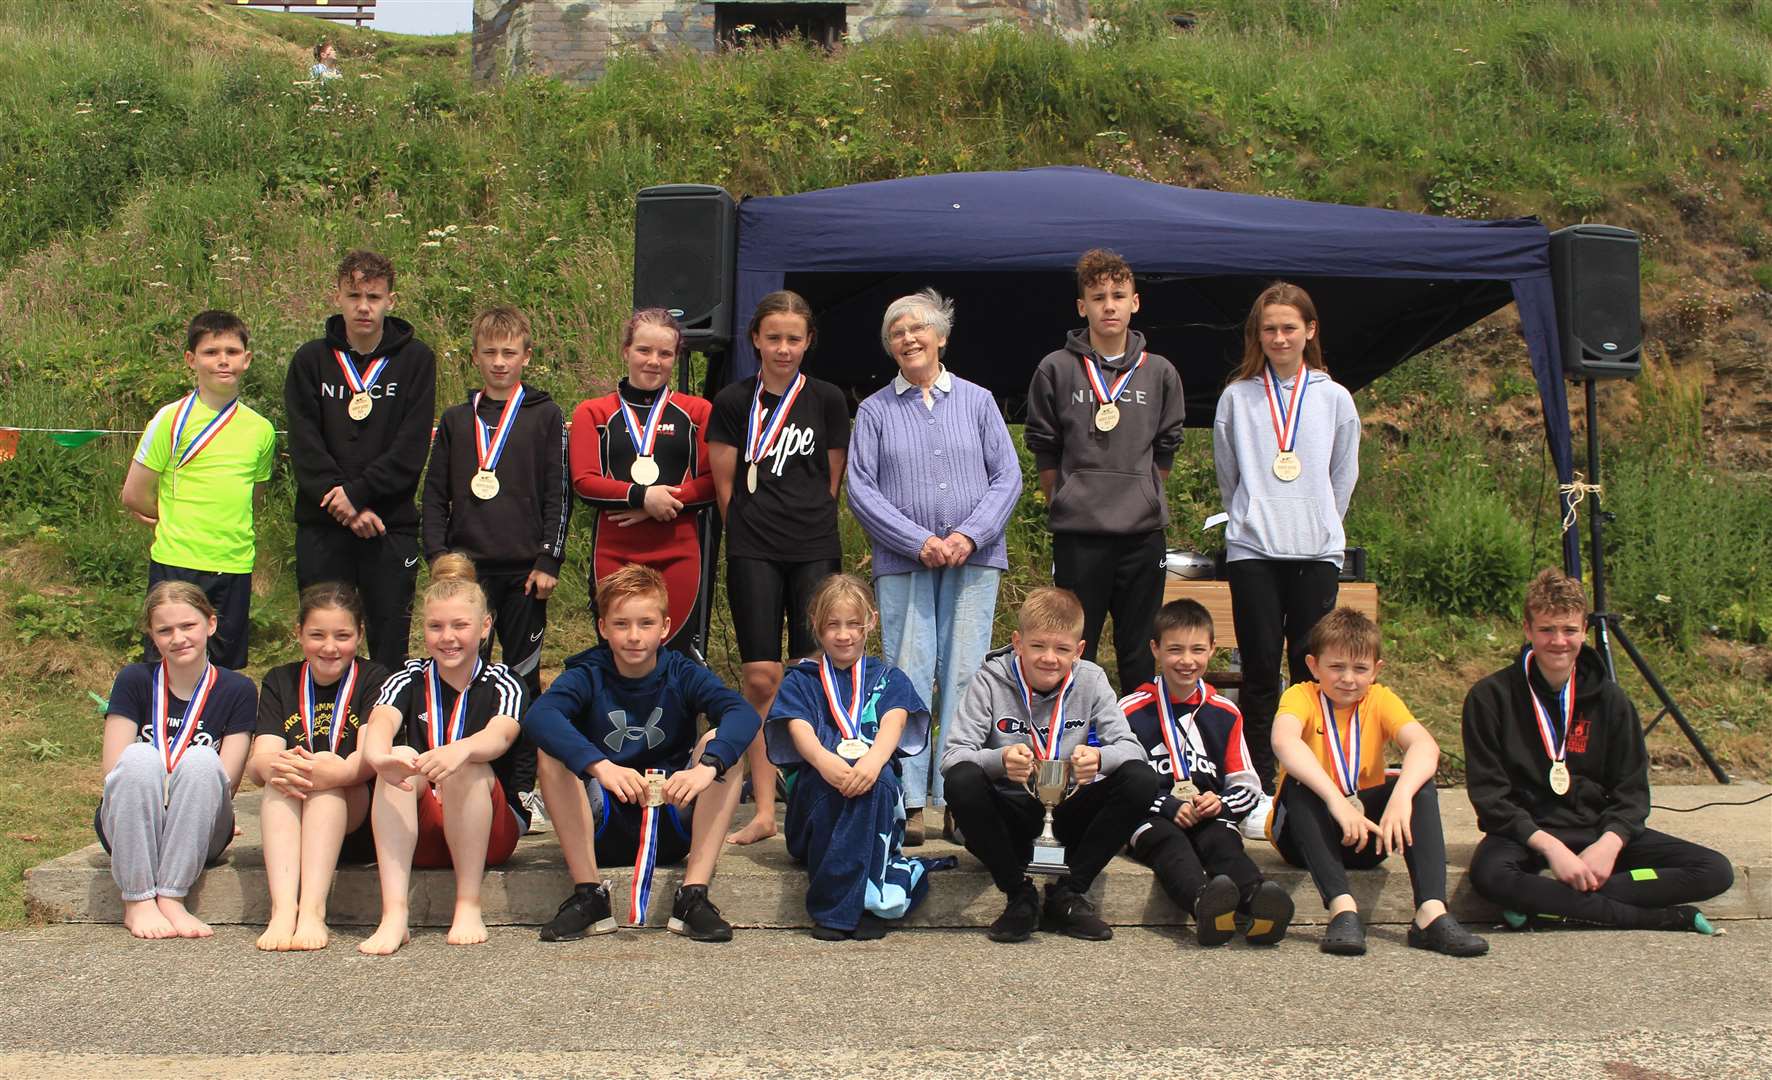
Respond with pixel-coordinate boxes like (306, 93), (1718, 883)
(879, 288), (955, 356)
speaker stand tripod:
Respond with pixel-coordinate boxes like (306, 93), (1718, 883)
(1576, 378), (1730, 783)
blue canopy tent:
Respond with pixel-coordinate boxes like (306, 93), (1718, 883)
(726, 166), (1580, 572)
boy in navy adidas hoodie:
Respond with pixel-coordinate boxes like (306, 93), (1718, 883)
(285, 250), (436, 667)
(1121, 600), (1294, 946)
(422, 305), (570, 702)
(520, 564), (758, 943)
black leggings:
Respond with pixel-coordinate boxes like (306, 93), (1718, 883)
(944, 760), (1160, 895)
(1226, 558), (1339, 790)
(1469, 827), (1733, 928)
(1272, 775), (1447, 910)
(1129, 815), (1263, 911)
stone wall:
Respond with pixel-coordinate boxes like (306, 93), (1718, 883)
(474, 1), (1090, 83)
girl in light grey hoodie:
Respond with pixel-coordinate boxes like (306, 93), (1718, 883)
(1213, 282), (1360, 797)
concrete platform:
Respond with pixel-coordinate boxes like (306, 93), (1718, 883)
(25, 784), (1769, 928)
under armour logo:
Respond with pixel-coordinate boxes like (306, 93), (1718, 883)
(604, 707), (666, 753)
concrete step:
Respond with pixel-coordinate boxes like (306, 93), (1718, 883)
(26, 785), (1770, 928)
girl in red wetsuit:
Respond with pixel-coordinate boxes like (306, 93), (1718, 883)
(570, 309), (715, 653)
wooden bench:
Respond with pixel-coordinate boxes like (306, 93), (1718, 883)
(231, 0), (377, 27)
(1160, 579), (1379, 692)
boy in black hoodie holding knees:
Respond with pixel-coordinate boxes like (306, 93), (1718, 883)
(422, 305), (570, 702)
(285, 250), (437, 667)
(1024, 250), (1185, 694)
(1462, 568), (1731, 934)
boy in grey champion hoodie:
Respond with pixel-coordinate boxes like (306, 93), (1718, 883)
(941, 587), (1159, 943)
(1024, 250), (1185, 695)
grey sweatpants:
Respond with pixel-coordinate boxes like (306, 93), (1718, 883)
(98, 742), (234, 901)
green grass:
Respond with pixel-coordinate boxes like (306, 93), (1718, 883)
(0, 0), (1769, 927)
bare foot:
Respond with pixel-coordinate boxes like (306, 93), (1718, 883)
(288, 910), (330, 951)
(256, 908), (297, 951)
(446, 901), (488, 946)
(123, 898), (177, 940)
(725, 810), (778, 846)
(358, 914), (411, 956)
(156, 896), (213, 939)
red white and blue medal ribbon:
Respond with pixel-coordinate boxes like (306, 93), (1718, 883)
(1263, 361), (1309, 454)
(619, 386), (670, 459)
(1156, 682), (1207, 784)
(1081, 351), (1146, 405)
(1320, 692), (1363, 798)
(168, 393), (240, 469)
(423, 658), (482, 749)
(299, 660), (359, 755)
(333, 348), (389, 398)
(818, 654), (868, 743)
(631, 769), (667, 925)
(743, 372), (806, 465)
(152, 660), (216, 803)
(1521, 649), (1574, 764)
(1010, 656), (1073, 761)
(472, 385), (525, 475)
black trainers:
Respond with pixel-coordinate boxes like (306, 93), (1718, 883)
(1193, 875), (1240, 948)
(987, 878), (1041, 943)
(1407, 913), (1490, 957)
(1320, 910), (1367, 955)
(539, 882), (616, 942)
(1041, 882), (1113, 941)
(668, 884), (734, 942)
(1243, 880), (1295, 946)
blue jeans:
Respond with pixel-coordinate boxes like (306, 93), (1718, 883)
(876, 564), (1001, 810)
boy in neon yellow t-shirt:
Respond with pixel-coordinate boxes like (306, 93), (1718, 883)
(1268, 607), (1488, 959)
(120, 310), (276, 668)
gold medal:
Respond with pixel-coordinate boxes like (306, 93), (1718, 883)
(645, 768), (666, 808)
(1273, 450), (1302, 482)
(629, 455), (660, 486)
(1549, 761), (1571, 796)
(836, 738), (869, 762)
(348, 391), (373, 421)
(470, 469), (500, 500)
(1171, 780), (1199, 801)
(746, 462), (759, 493)
(1094, 402), (1120, 432)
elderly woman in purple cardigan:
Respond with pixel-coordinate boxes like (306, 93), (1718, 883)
(847, 288), (1023, 845)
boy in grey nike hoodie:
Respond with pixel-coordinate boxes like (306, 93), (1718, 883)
(941, 587), (1160, 943)
(1024, 250), (1185, 695)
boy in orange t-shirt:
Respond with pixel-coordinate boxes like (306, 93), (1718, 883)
(1268, 607), (1487, 958)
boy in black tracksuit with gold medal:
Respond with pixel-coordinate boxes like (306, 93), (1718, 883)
(422, 306), (570, 702)
(1462, 569), (1732, 933)
(285, 250), (436, 668)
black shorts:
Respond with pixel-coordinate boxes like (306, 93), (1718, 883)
(587, 780), (695, 867)
(725, 556), (840, 664)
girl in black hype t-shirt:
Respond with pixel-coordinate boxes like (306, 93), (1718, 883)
(248, 583), (390, 952)
(707, 290), (850, 846)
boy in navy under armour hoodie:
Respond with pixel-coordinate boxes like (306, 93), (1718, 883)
(422, 305), (570, 702)
(521, 565), (758, 943)
(1120, 600), (1294, 947)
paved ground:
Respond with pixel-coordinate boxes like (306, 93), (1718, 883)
(0, 919), (1766, 1078)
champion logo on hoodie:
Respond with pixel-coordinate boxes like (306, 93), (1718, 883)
(995, 715), (1088, 738)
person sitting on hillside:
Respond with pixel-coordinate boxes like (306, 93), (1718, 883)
(310, 41), (341, 80)
(1461, 568), (1732, 934)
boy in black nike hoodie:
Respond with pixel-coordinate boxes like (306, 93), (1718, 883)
(1462, 568), (1731, 933)
(422, 305), (570, 701)
(1024, 249), (1185, 694)
(285, 250), (436, 667)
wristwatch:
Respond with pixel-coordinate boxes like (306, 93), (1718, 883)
(698, 751), (728, 780)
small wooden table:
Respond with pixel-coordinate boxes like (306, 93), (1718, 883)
(1159, 580), (1379, 689)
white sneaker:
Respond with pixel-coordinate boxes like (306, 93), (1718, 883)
(1239, 793), (1273, 840)
(521, 789), (552, 834)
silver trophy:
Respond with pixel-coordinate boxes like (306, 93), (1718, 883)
(1025, 758), (1074, 876)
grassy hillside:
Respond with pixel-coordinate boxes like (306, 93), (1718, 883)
(0, 0), (1768, 924)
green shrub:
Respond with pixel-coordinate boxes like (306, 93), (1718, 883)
(1384, 470), (1533, 617)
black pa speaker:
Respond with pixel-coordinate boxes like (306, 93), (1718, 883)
(1549, 224), (1642, 380)
(633, 184), (737, 352)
